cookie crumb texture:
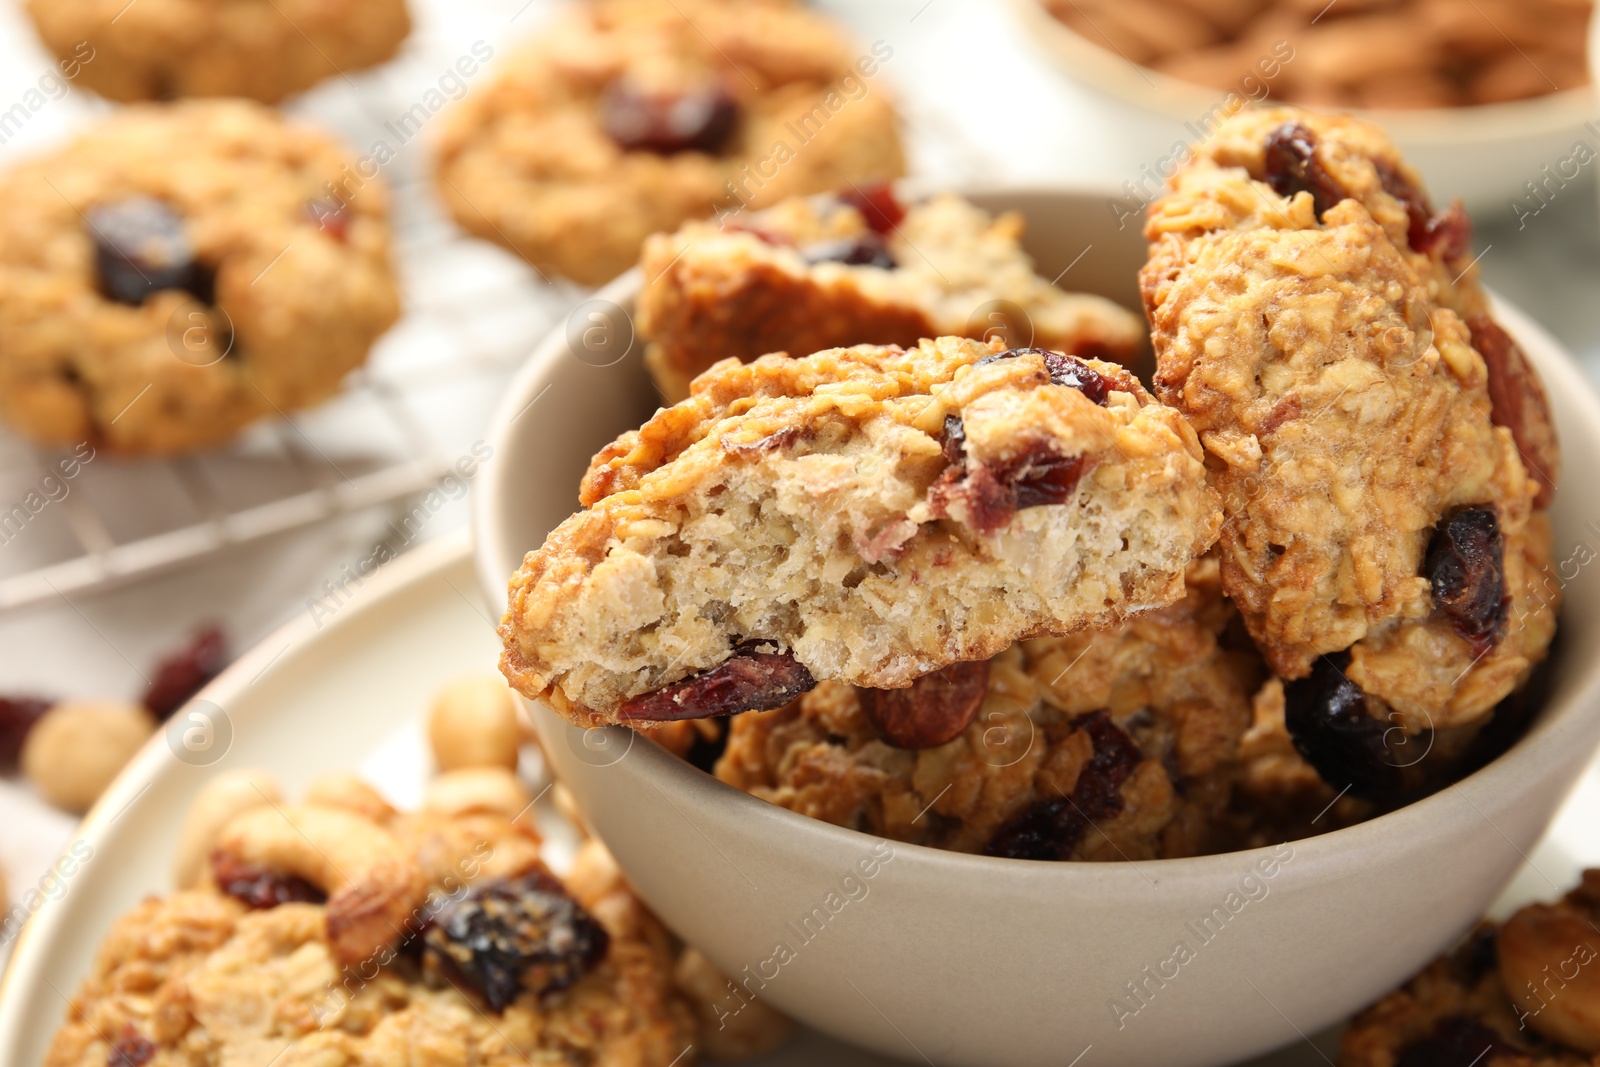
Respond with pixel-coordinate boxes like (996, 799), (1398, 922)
(717, 560), (1262, 860)
(638, 191), (1146, 401)
(1141, 107), (1557, 734)
(499, 336), (1222, 728)
(27, 0), (410, 103)
(434, 0), (904, 285)
(44, 817), (693, 1066)
(0, 101), (400, 454)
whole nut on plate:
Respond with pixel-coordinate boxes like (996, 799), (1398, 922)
(422, 767), (533, 822)
(1498, 900), (1600, 1050)
(173, 768), (283, 889)
(21, 702), (154, 813)
(303, 772), (397, 823)
(427, 675), (521, 771)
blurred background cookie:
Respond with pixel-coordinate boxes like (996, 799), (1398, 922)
(24, 0), (411, 103)
(433, 0), (905, 284)
(0, 100), (400, 454)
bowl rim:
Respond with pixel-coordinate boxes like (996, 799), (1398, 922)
(472, 182), (1600, 889)
(1005, 0), (1597, 144)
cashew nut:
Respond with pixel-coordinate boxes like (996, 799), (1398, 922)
(427, 675), (521, 771)
(303, 772), (396, 823)
(212, 804), (426, 965)
(1499, 902), (1600, 1051)
(422, 767), (532, 822)
(173, 769), (282, 889)
(22, 702), (154, 813)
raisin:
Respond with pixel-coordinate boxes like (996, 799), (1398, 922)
(211, 851), (327, 909)
(601, 82), (739, 155)
(858, 660), (989, 750)
(1425, 508), (1507, 655)
(975, 347), (1112, 404)
(616, 641), (816, 721)
(1467, 314), (1558, 509)
(941, 414), (966, 467)
(801, 233), (895, 269)
(86, 197), (214, 307)
(0, 695), (52, 771)
(143, 624), (228, 720)
(1374, 158), (1473, 263)
(107, 1024), (156, 1067)
(984, 711), (1142, 861)
(840, 181), (905, 234)
(1283, 652), (1402, 801)
(1394, 1015), (1517, 1067)
(424, 870), (609, 1011)
(1262, 122), (1347, 220)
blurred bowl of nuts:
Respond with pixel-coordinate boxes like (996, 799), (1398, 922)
(1008, 0), (1597, 212)
(475, 184), (1600, 1067)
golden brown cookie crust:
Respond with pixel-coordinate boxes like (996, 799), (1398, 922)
(637, 192), (1145, 402)
(27, 0), (410, 103)
(433, 0), (904, 285)
(0, 100), (399, 454)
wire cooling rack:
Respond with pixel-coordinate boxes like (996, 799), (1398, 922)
(0, 2), (589, 612)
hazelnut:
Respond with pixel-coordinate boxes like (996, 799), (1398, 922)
(173, 769), (282, 889)
(427, 675), (521, 771)
(21, 702), (154, 813)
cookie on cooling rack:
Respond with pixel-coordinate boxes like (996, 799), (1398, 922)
(433, 0), (905, 285)
(25, 0), (410, 103)
(0, 100), (400, 455)
(637, 186), (1146, 402)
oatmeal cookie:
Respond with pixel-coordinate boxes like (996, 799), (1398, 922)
(45, 789), (694, 1067)
(713, 559), (1261, 860)
(1341, 870), (1600, 1066)
(433, 0), (904, 285)
(0, 100), (400, 454)
(500, 336), (1223, 729)
(637, 187), (1145, 401)
(1141, 107), (1558, 749)
(26, 0), (410, 103)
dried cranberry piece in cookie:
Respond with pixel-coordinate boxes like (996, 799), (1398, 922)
(1374, 158), (1473, 262)
(1393, 1015), (1519, 1067)
(0, 695), (52, 771)
(1467, 314), (1558, 508)
(616, 640), (816, 721)
(1262, 122), (1347, 220)
(858, 660), (989, 750)
(143, 624), (228, 720)
(1425, 508), (1508, 655)
(211, 851), (328, 909)
(108, 1024), (157, 1067)
(1283, 653), (1402, 801)
(307, 198), (350, 243)
(984, 712), (1141, 860)
(424, 870), (609, 1011)
(86, 197), (215, 306)
(931, 418), (1093, 535)
(975, 347), (1113, 404)
(802, 232), (895, 268)
(601, 81), (740, 155)
(840, 181), (905, 234)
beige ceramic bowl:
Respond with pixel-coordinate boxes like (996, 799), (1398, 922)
(474, 186), (1600, 1067)
(1009, 0), (1597, 214)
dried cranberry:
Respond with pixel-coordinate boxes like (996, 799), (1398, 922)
(1283, 652), (1402, 801)
(928, 438), (1091, 535)
(858, 660), (989, 750)
(1374, 159), (1473, 263)
(802, 233), (895, 269)
(941, 414), (966, 467)
(211, 851), (327, 909)
(1425, 508), (1507, 655)
(985, 712), (1142, 861)
(601, 82), (739, 155)
(1003, 448), (1090, 510)
(616, 641), (815, 721)
(107, 1024), (156, 1067)
(86, 197), (214, 307)
(143, 624), (228, 720)
(0, 696), (52, 771)
(1394, 1015), (1517, 1067)
(976, 347), (1112, 404)
(424, 870), (609, 1011)
(1467, 314), (1558, 509)
(1262, 122), (1347, 220)
(307, 198), (350, 242)
(840, 182), (905, 234)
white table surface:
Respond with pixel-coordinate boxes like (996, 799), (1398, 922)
(0, 1), (1595, 1058)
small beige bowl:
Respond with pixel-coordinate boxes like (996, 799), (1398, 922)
(1008, 0), (1597, 214)
(474, 186), (1600, 1067)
